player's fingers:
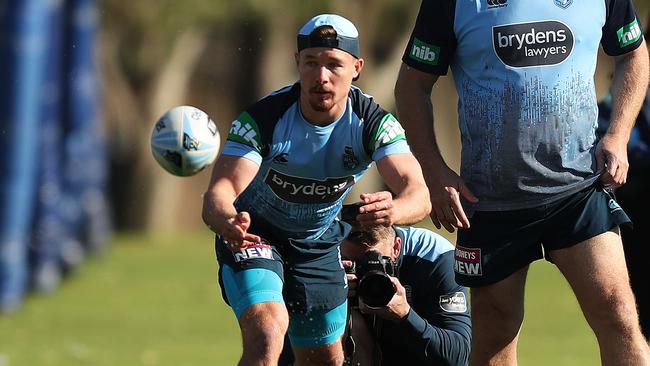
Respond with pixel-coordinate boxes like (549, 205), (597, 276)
(432, 205), (454, 233)
(360, 191), (391, 204)
(450, 194), (470, 228)
(440, 206), (457, 233)
(242, 232), (261, 243)
(429, 212), (442, 230)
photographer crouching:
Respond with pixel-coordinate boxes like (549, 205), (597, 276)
(340, 216), (471, 365)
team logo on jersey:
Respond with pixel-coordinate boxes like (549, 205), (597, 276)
(487, 0), (507, 9)
(233, 240), (274, 262)
(454, 245), (482, 276)
(265, 169), (355, 204)
(618, 19), (642, 48)
(372, 114), (406, 151)
(409, 38), (440, 66)
(343, 146), (359, 170)
(228, 112), (262, 151)
(273, 153), (289, 165)
(493, 21), (574, 67)
(554, 0), (572, 9)
(439, 292), (468, 313)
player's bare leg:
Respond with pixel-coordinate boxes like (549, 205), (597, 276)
(238, 302), (289, 366)
(549, 229), (650, 366)
(469, 266), (528, 366)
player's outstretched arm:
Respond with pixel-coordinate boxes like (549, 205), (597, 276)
(361, 153), (430, 226)
(395, 64), (477, 232)
(202, 154), (261, 250)
(597, 38), (650, 188)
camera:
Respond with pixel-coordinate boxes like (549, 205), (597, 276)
(348, 250), (396, 308)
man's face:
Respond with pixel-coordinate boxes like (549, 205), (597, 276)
(296, 47), (363, 121)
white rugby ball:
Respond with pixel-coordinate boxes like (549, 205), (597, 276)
(150, 106), (220, 176)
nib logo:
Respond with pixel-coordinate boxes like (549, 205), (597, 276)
(410, 38), (440, 66)
(618, 19), (642, 48)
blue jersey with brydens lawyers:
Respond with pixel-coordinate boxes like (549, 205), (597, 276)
(403, 0), (644, 211)
(221, 82), (410, 239)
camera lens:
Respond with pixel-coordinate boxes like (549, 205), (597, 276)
(358, 271), (395, 307)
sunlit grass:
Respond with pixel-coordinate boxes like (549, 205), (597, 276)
(0, 230), (600, 365)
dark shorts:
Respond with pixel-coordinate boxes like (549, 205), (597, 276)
(216, 216), (351, 314)
(455, 184), (631, 287)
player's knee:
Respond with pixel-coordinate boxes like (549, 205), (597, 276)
(588, 290), (640, 336)
(240, 303), (289, 358)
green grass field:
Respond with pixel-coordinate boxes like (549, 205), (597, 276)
(0, 231), (600, 366)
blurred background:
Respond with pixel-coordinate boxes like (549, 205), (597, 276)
(1, 0), (649, 365)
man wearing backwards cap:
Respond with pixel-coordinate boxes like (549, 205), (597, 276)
(202, 14), (430, 365)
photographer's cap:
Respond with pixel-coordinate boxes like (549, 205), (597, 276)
(297, 14), (360, 58)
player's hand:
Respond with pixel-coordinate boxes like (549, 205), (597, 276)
(595, 134), (629, 188)
(220, 211), (261, 252)
(342, 260), (358, 298)
(356, 191), (396, 226)
(427, 166), (478, 233)
(358, 277), (410, 322)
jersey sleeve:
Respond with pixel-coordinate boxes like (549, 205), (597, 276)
(397, 251), (472, 365)
(601, 0), (644, 56)
(220, 111), (264, 165)
(221, 83), (300, 165)
(349, 87), (411, 161)
(401, 0), (457, 75)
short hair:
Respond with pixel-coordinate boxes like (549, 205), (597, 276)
(346, 225), (396, 248)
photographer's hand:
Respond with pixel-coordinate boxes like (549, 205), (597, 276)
(359, 277), (410, 322)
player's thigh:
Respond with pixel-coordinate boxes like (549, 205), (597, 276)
(548, 229), (639, 332)
(289, 301), (347, 364)
(471, 265), (529, 330)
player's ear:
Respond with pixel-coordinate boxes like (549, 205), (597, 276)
(392, 235), (401, 259)
(353, 57), (364, 79)
(295, 52), (300, 68)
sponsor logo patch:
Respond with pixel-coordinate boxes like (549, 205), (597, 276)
(372, 114), (406, 151)
(439, 292), (468, 313)
(233, 240), (274, 262)
(265, 169), (355, 204)
(493, 21), (574, 67)
(454, 245), (482, 276)
(617, 19), (642, 48)
(228, 112), (262, 151)
(409, 38), (440, 66)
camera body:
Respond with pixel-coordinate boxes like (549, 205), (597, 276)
(348, 250), (397, 308)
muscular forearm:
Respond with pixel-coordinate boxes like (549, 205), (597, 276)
(202, 187), (238, 235)
(608, 41), (650, 141)
(392, 183), (431, 225)
(394, 68), (449, 173)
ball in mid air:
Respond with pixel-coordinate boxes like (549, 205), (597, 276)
(151, 106), (220, 177)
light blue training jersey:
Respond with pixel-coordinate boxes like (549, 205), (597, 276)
(221, 82), (411, 238)
(403, 0), (644, 210)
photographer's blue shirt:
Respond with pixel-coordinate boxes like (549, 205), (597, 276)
(220, 82), (410, 239)
(403, 0), (643, 210)
(374, 226), (471, 366)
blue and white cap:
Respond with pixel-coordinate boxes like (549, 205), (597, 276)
(297, 14), (360, 58)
